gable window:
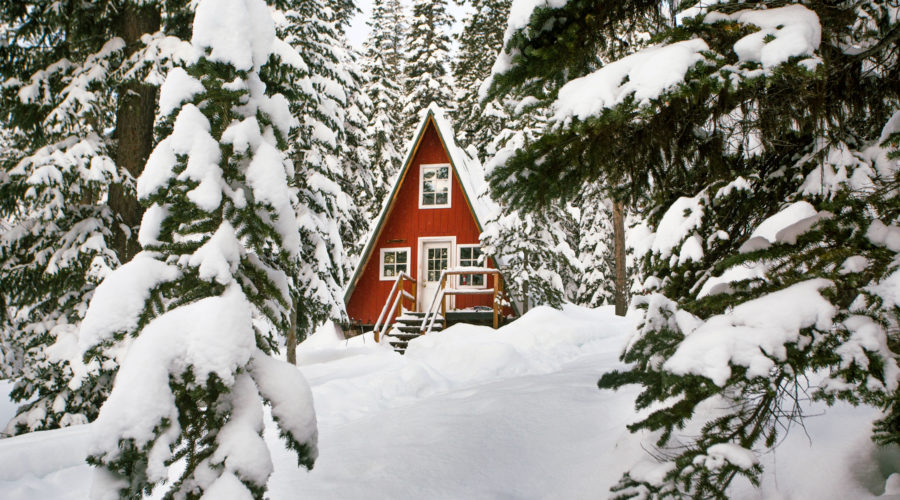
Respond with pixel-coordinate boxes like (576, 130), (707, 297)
(380, 247), (410, 280)
(420, 164), (451, 208)
(457, 245), (485, 287)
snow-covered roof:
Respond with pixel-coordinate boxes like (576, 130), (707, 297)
(344, 103), (500, 303)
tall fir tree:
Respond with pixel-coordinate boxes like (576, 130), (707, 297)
(401, 0), (456, 141)
(479, 80), (582, 312)
(330, 0), (376, 259)
(571, 186), (616, 308)
(452, 0), (511, 156)
(481, 207), (581, 311)
(274, 0), (369, 348)
(0, 0), (195, 434)
(361, 0), (407, 217)
(336, 44), (375, 260)
(480, 108), (580, 311)
(487, 0), (900, 497)
(83, 0), (316, 496)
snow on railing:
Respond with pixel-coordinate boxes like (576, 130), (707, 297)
(420, 268), (506, 335)
(373, 272), (416, 343)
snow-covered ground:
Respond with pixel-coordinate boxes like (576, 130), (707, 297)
(0, 306), (897, 499)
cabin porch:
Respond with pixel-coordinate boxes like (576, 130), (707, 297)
(346, 268), (513, 353)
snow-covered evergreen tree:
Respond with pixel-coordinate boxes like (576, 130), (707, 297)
(272, 1), (368, 343)
(479, 84), (582, 312)
(571, 187), (615, 308)
(487, 0), (900, 496)
(0, 1), (195, 434)
(452, 0), (510, 156)
(401, 0), (456, 141)
(82, 1), (316, 496)
(336, 46), (374, 258)
(362, 0), (407, 216)
(481, 208), (580, 311)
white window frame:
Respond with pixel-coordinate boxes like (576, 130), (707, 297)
(379, 247), (411, 281)
(418, 163), (452, 209)
(456, 244), (487, 289)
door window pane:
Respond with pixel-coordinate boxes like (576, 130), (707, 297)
(426, 246), (448, 282)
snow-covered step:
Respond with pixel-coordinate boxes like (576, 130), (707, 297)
(386, 318), (443, 353)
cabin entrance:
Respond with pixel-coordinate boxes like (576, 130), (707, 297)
(419, 238), (452, 311)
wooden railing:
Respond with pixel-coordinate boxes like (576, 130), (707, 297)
(373, 272), (417, 343)
(420, 268), (505, 335)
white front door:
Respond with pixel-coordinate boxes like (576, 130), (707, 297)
(419, 240), (451, 311)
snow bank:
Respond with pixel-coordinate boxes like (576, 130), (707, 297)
(405, 304), (625, 382)
(302, 305), (629, 427)
(0, 425), (90, 481)
(1, 304), (897, 499)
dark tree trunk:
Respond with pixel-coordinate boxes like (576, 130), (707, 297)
(108, 4), (161, 263)
(613, 201), (627, 316)
(287, 300), (298, 365)
(521, 250), (530, 314)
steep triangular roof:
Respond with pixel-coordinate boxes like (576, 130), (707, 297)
(344, 103), (498, 303)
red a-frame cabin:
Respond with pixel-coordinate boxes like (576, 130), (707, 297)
(344, 105), (508, 336)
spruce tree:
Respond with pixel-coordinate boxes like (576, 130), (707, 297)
(481, 208), (581, 311)
(401, 0), (456, 140)
(336, 45), (375, 259)
(0, 0), (189, 434)
(479, 83), (582, 312)
(362, 0), (407, 216)
(452, 0), (511, 156)
(487, 1), (900, 497)
(83, 0), (316, 496)
(274, 0), (366, 347)
(572, 186), (616, 308)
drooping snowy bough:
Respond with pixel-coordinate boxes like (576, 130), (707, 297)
(80, 1), (317, 498)
(485, 0), (900, 498)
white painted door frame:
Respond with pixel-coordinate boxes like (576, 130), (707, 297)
(417, 236), (455, 312)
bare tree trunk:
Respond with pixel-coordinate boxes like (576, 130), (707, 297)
(518, 279), (529, 314)
(521, 251), (530, 314)
(108, 4), (161, 263)
(613, 201), (627, 316)
(287, 301), (298, 365)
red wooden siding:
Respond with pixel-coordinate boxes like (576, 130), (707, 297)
(346, 121), (496, 324)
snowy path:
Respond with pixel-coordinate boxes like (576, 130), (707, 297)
(269, 354), (642, 499)
(0, 305), (897, 499)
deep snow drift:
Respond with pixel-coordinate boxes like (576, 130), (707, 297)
(1, 305), (898, 499)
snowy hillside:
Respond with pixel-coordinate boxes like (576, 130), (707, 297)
(1, 306), (897, 499)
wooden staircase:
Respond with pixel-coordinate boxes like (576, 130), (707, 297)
(384, 312), (443, 354)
